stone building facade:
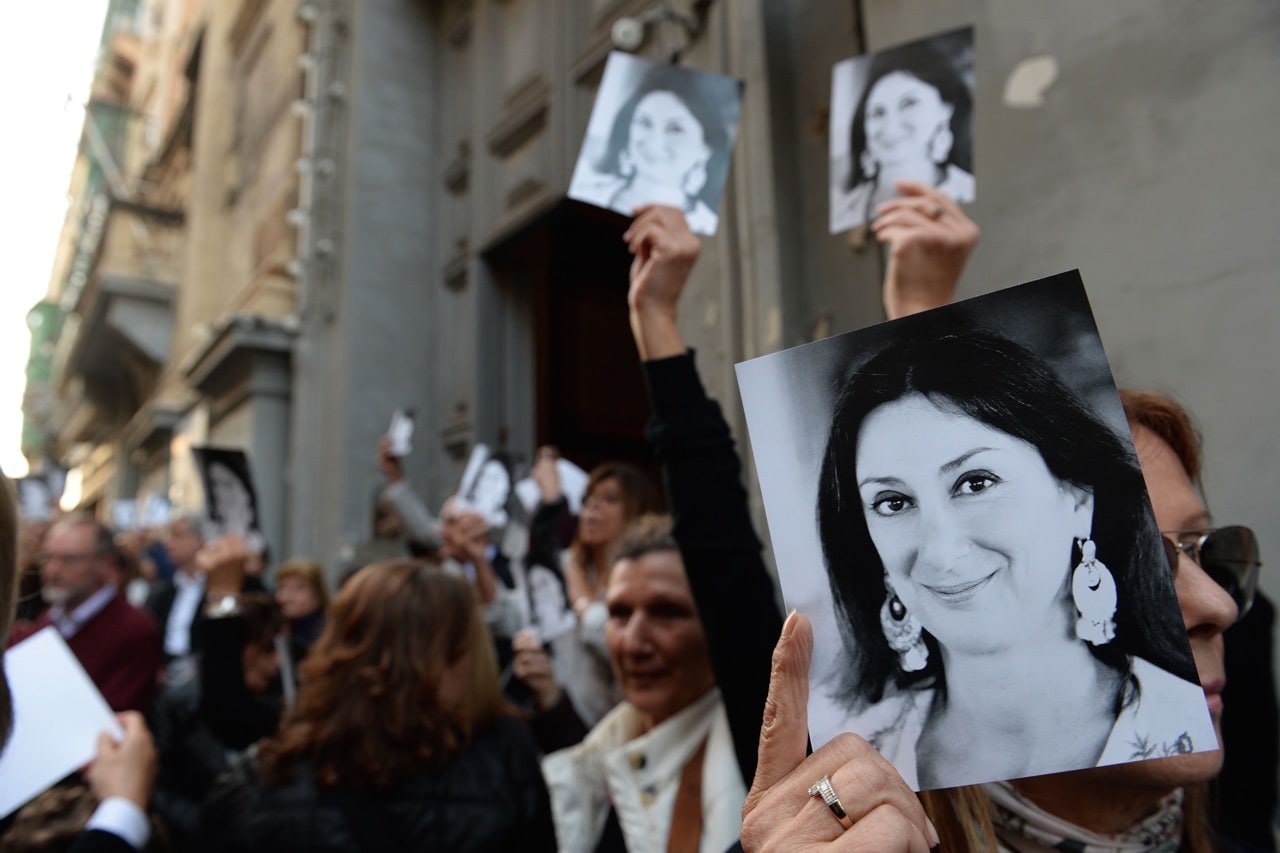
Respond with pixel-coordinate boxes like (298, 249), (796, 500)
(30, 0), (1280, 614)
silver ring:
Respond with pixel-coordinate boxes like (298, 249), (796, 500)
(808, 775), (854, 830)
(930, 204), (945, 220)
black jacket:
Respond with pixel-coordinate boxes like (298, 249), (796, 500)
(197, 715), (556, 852)
(643, 351), (783, 787)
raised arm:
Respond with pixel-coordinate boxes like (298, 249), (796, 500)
(378, 437), (444, 551)
(625, 205), (783, 786)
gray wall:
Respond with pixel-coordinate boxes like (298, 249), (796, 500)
(854, 0), (1280, 611)
(288, 0), (439, 575)
(294, 0), (1280, 636)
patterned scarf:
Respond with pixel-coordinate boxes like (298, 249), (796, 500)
(986, 781), (1184, 852)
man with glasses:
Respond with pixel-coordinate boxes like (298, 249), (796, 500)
(7, 512), (160, 713)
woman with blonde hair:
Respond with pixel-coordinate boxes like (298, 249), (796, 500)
(201, 560), (555, 851)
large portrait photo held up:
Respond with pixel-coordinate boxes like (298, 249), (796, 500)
(736, 271), (1215, 791)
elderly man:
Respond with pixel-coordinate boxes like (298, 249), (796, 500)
(8, 512), (160, 713)
(1, 480), (159, 852)
(541, 516), (746, 853)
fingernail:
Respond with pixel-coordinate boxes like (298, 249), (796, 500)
(780, 609), (799, 642)
(926, 817), (940, 848)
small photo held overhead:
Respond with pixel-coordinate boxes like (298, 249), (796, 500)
(386, 408), (416, 458)
(568, 51), (743, 235)
(735, 271), (1214, 791)
(830, 26), (975, 233)
(454, 443), (512, 530)
(191, 446), (264, 551)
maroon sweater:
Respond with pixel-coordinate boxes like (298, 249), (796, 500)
(9, 593), (161, 713)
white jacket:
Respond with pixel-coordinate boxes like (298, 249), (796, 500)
(542, 689), (745, 853)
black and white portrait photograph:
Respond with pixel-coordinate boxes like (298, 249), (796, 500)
(736, 271), (1215, 791)
(568, 50), (743, 235)
(192, 446), (263, 550)
(830, 26), (975, 234)
(455, 443), (512, 530)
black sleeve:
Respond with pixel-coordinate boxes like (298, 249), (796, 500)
(526, 691), (590, 754)
(67, 830), (140, 853)
(195, 752), (264, 853)
(196, 616), (280, 750)
(1216, 591), (1279, 850)
(643, 351), (783, 787)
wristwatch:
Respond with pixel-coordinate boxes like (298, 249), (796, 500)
(205, 594), (242, 619)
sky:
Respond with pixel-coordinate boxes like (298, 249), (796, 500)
(0, 2), (111, 478)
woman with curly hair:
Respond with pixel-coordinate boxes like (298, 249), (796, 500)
(200, 560), (555, 852)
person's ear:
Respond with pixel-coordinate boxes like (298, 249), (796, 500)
(618, 149), (635, 178)
(1066, 484), (1095, 537)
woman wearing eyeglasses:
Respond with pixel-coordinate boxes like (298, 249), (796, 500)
(623, 204), (1263, 851)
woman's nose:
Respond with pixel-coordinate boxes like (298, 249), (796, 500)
(620, 613), (654, 654)
(914, 506), (970, 575)
(1176, 554), (1238, 638)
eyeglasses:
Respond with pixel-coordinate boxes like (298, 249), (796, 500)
(1162, 526), (1261, 620)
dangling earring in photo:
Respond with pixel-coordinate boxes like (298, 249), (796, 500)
(618, 150), (636, 179)
(1072, 537), (1117, 645)
(927, 123), (954, 165)
(880, 580), (929, 672)
(860, 150), (879, 182)
(681, 158), (708, 198)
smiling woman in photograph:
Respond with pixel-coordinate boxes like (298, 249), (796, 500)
(833, 36), (974, 231)
(571, 61), (734, 233)
(816, 330), (1212, 789)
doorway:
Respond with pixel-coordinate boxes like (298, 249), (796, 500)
(485, 201), (658, 482)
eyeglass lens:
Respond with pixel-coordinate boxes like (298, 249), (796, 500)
(1162, 526), (1261, 620)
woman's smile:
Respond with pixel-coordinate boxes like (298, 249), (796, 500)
(920, 569), (998, 603)
(626, 91), (710, 187)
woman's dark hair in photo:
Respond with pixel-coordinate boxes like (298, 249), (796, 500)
(817, 330), (1197, 707)
(846, 39), (973, 191)
(596, 63), (733, 208)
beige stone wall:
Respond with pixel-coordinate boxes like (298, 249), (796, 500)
(165, 1), (297, 368)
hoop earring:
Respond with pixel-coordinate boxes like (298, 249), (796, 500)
(1072, 537), (1117, 646)
(880, 582), (929, 672)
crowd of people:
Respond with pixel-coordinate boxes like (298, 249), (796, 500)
(0, 183), (1274, 852)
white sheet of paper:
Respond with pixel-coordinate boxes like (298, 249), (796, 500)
(514, 458), (591, 516)
(0, 627), (123, 818)
(456, 443), (490, 503)
(387, 409), (415, 457)
(141, 493), (172, 528)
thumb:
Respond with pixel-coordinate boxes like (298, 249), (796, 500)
(750, 610), (814, 795)
(93, 729), (116, 764)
